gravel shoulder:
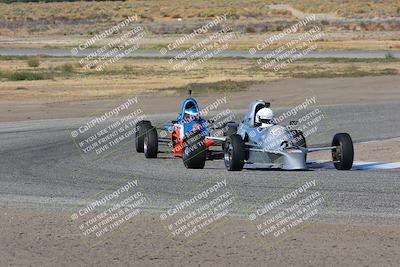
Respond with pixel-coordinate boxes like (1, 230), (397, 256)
(1, 208), (399, 266)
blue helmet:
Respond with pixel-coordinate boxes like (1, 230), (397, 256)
(184, 107), (198, 116)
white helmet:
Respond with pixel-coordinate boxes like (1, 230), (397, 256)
(255, 107), (274, 128)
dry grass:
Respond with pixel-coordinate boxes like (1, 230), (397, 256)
(0, 0), (399, 37)
(1, 0), (398, 24)
(139, 37), (400, 51)
(288, 0), (400, 18)
(0, 56), (399, 102)
(1, 34), (400, 51)
(0, 0), (280, 22)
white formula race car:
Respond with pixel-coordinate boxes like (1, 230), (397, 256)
(207, 100), (354, 171)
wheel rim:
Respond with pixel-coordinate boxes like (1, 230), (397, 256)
(144, 136), (148, 153)
(224, 142), (232, 167)
(332, 145), (342, 162)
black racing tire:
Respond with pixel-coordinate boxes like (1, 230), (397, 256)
(222, 123), (238, 151)
(135, 120), (151, 153)
(332, 133), (354, 170)
(224, 134), (245, 171)
(224, 123), (238, 136)
(291, 130), (307, 148)
(182, 131), (207, 169)
(144, 126), (158, 158)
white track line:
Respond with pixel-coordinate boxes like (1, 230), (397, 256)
(308, 160), (400, 170)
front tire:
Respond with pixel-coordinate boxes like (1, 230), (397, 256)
(224, 134), (245, 171)
(182, 131), (207, 169)
(144, 126), (158, 158)
(224, 122), (238, 136)
(222, 123), (238, 151)
(135, 120), (151, 153)
(332, 133), (353, 170)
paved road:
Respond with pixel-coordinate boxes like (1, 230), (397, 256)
(0, 102), (399, 224)
(0, 48), (399, 59)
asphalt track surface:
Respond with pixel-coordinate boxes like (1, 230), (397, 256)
(1, 102), (399, 224)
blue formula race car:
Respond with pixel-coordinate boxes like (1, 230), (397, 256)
(134, 91), (219, 169)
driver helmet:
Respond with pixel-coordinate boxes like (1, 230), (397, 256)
(255, 107), (274, 128)
(184, 107), (198, 121)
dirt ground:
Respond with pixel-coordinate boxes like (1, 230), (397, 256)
(0, 207), (399, 267)
(308, 137), (400, 163)
(2, 31), (400, 50)
(1, 75), (400, 122)
(354, 138), (400, 162)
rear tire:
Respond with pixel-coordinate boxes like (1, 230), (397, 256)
(135, 120), (151, 153)
(144, 126), (158, 158)
(332, 133), (353, 170)
(182, 131), (207, 169)
(224, 134), (245, 171)
(224, 123), (237, 136)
